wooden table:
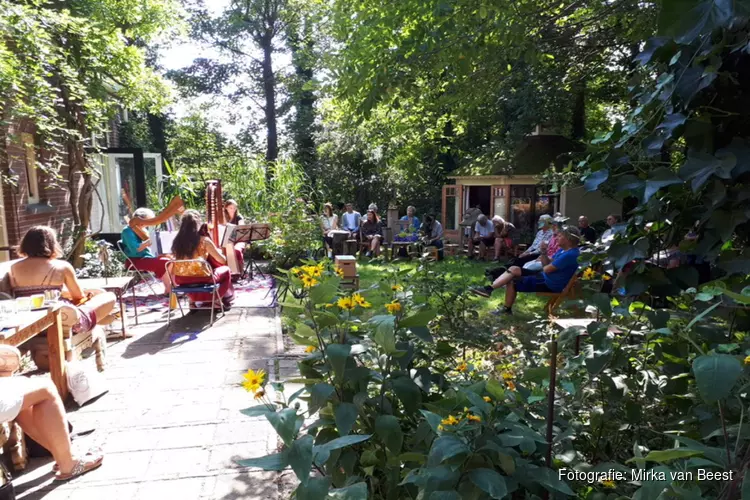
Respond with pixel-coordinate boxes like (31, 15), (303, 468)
(78, 276), (136, 339)
(0, 306), (67, 399)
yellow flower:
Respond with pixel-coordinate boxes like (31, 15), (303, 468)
(337, 297), (355, 310)
(386, 301), (402, 314)
(254, 390), (265, 400)
(483, 396), (492, 403)
(601, 480), (616, 489)
(391, 285), (403, 292)
(583, 267), (596, 280)
(440, 414), (460, 426)
(467, 414), (481, 423)
(305, 345), (317, 353)
(437, 425), (445, 431)
(456, 362), (468, 372)
(301, 275), (319, 288)
(335, 267), (345, 278)
(506, 380), (516, 391)
(291, 267), (301, 276)
(302, 265), (322, 278)
(242, 368), (266, 393)
(745, 355), (750, 366)
(501, 371), (514, 380)
(325, 303), (334, 308)
(602, 273), (612, 281)
(352, 293), (371, 308)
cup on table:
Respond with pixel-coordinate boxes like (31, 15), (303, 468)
(15, 297), (31, 312)
(44, 289), (61, 304)
(31, 294), (45, 309)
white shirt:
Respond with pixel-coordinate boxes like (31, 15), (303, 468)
(474, 220), (494, 238)
(528, 229), (554, 253)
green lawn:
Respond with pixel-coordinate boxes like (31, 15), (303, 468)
(280, 257), (557, 336)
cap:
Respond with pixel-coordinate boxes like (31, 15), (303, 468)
(538, 214), (553, 228)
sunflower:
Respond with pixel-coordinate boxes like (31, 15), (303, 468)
(582, 267), (596, 280)
(467, 414), (481, 423)
(385, 301), (402, 314)
(242, 368), (266, 393)
(301, 275), (319, 288)
(501, 371), (514, 380)
(335, 267), (345, 278)
(391, 285), (403, 292)
(745, 355), (750, 366)
(352, 293), (371, 309)
(440, 414), (460, 426)
(305, 345), (317, 353)
(483, 396), (492, 403)
(600, 480), (616, 489)
(337, 296), (355, 310)
(456, 362), (468, 372)
(290, 267), (301, 276)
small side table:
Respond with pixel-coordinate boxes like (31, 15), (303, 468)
(77, 276), (136, 339)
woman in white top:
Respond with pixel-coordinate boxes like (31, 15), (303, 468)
(320, 203), (339, 258)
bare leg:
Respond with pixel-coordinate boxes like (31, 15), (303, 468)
(468, 239), (476, 257)
(14, 379), (75, 472)
(494, 239), (502, 260)
(161, 273), (171, 294)
(505, 280), (518, 308)
(82, 291), (116, 325)
(491, 266), (522, 289)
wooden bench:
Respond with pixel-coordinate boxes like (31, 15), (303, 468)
(536, 274), (580, 316)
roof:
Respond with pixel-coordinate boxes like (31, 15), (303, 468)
(449, 135), (585, 178)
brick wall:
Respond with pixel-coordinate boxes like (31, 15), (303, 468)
(2, 119), (75, 258)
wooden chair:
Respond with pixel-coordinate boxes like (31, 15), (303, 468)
(536, 274), (580, 316)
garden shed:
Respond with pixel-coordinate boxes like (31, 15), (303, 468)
(441, 133), (622, 242)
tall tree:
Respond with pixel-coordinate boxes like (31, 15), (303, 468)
(171, 0), (295, 166)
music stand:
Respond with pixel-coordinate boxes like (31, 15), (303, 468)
(228, 224), (271, 280)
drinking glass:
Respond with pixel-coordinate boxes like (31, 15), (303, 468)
(15, 297), (31, 312)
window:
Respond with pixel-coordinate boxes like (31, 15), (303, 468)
(21, 132), (40, 204)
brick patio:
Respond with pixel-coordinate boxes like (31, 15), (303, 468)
(12, 303), (294, 500)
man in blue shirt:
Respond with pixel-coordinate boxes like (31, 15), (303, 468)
(471, 226), (581, 315)
(341, 203), (361, 239)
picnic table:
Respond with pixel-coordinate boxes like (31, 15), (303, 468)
(0, 305), (67, 399)
(78, 276), (136, 339)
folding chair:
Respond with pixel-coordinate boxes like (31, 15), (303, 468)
(116, 240), (159, 297)
(166, 259), (225, 327)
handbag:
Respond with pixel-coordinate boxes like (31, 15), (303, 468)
(0, 462), (15, 500)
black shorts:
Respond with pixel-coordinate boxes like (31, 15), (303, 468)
(473, 236), (496, 246)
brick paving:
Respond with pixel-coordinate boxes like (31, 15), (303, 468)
(12, 304), (291, 500)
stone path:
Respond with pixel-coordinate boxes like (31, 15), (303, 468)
(13, 304), (290, 500)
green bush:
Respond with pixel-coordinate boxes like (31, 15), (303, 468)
(237, 261), (573, 498)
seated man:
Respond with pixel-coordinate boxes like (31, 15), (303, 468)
(578, 215), (597, 244)
(468, 214), (495, 260)
(341, 203), (361, 240)
(0, 345), (104, 481)
(420, 215), (444, 259)
(471, 226), (581, 315)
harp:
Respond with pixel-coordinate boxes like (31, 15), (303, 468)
(205, 180), (242, 276)
(128, 196), (185, 241)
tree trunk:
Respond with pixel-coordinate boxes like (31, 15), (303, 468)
(288, 17), (317, 179)
(261, 34), (278, 167)
(571, 80), (586, 140)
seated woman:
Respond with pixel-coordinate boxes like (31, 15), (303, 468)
(9, 226), (116, 335)
(491, 216), (514, 261)
(400, 206), (420, 231)
(320, 203), (339, 258)
(0, 346), (103, 481)
(171, 210), (235, 310)
(121, 208), (172, 293)
(420, 215), (444, 259)
(223, 199), (246, 274)
(361, 210), (383, 258)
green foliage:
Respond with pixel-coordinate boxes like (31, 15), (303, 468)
(239, 261), (571, 498)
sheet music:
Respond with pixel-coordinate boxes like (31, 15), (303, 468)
(149, 230), (178, 255)
(220, 224), (235, 246)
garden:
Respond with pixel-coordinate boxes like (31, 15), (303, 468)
(3, 0), (750, 499)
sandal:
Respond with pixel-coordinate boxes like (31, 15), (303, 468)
(54, 450), (103, 481)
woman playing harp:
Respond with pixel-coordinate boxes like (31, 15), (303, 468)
(121, 208), (173, 293)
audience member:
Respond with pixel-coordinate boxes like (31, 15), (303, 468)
(420, 215), (444, 259)
(468, 214), (495, 260)
(320, 203), (339, 258)
(0, 346), (103, 480)
(491, 216), (516, 261)
(578, 215), (596, 243)
(600, 214), (620, 244)
(400, 206), (420, 231)
(361, 210), (383, 258)
(10, 226), (116, 335)
(472, 226), (581, 315)
(508, 214), (555, 267)
(341, 203), (361, 239)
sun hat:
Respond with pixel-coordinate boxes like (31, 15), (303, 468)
(538, 214), (553, 228)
